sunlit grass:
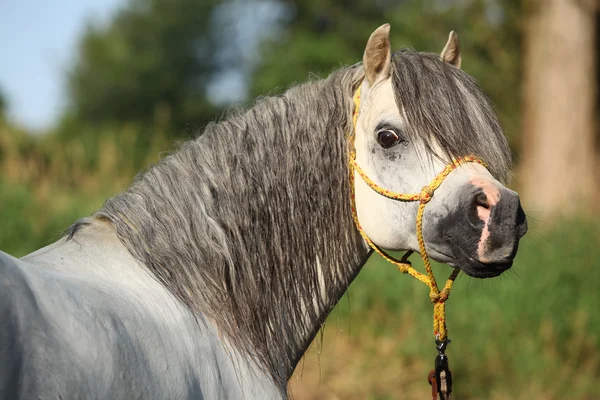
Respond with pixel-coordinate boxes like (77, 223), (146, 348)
(293, 219), (600, 399)
(0, 118), (174, 255)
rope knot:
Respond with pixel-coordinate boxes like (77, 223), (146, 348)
(419, 185), (434, 204)
(430, 289), (450, 304)
(397, 261), (411, 274)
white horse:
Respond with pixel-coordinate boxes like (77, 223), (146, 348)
(0, 24), (526, 399)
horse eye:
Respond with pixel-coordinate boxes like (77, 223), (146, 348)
(377, 129), (400, 148)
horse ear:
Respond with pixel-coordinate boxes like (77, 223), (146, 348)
(363, 23), (392, 86)
(440, 31), (462, 68)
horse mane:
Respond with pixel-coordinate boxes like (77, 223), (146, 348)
(67, 48), (511, 388)
(86, 64), (368, 386)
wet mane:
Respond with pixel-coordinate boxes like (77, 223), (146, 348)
(86, 65), (368, 387)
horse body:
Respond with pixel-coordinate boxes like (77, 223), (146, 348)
(1, 221), (283, 399)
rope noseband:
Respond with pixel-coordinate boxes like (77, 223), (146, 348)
(348, 85), (488, 399)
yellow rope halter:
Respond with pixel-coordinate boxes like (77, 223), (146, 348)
(348, 85), (487, 341)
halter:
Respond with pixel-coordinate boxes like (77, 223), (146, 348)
(348, 84), (487, 399)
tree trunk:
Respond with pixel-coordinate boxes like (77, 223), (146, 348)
(519, 0), (599, 218)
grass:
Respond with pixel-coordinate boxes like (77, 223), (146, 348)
(0, 179), (104, 256)
(290, 220), (600, 399)
(0, 117), (170, 255)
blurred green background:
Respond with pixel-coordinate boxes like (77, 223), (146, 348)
(1, 0), (599, 399)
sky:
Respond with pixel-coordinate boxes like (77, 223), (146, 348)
(0, 0), (124, 131)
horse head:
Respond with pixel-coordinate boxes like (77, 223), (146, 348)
(352, 24), (528, 278)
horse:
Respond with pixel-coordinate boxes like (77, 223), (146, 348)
(0, 24), (527, 399)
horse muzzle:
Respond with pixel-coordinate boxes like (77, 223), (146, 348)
(440, 185), (528, 278)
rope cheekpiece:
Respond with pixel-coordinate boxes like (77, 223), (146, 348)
(348, 85), (488, 398)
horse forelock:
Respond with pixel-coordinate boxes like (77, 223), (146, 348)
(391, 49), (512, 183)
(86, 65), (368, 388)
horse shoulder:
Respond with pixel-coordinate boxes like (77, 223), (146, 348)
(0, 250), (95, 399)
(5, 221), (285, 399)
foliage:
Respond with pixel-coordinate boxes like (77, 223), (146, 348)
(66, 0), (222, 137)
(0, 117), (172, 257)
(0, 88), (6, 117)
(252, 0), (523, 151)
(63, 0), (524, 147)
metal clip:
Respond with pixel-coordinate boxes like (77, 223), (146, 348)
(430, 338), (452, 400)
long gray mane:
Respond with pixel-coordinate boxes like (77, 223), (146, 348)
(87, 65), (368, 386)
(68, 49), (510, 388)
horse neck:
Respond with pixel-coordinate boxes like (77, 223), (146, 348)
(93, 66), (369, 387)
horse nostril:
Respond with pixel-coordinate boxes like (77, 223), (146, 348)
(474, 192), (490, 209)
(469, 190), (491, 224)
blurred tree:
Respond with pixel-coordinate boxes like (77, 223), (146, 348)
(250, 0), (524, 149)
(66, 0), (222, 137)
(0, 88), (6, 117)
(519, 0), (599, 216)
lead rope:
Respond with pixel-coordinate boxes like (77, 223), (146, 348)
(348, 85), (488, 400)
